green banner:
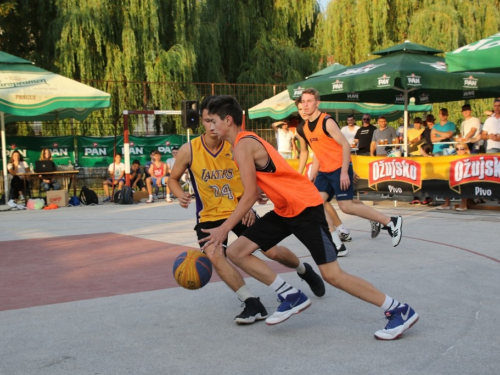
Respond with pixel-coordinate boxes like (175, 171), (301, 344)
(0, 136), (75, 170)
(76, 135), (196, 167)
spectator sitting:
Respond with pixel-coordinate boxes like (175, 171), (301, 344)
(146, 150), (170, 203)
(103, 154), (125, 202)
(481, 99), (500, 154)
(431, 108), (456, 155)
(437, 142), (471, 211)
(144, 150), (155, 179)
(166, 147), (180, 200)
(38, 148), (60, 191)
(130, 160), (146, 192)
(7, 150), (30, 205)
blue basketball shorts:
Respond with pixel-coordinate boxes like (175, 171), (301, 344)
(314, 164), (354, 202)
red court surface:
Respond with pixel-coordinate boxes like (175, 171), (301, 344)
(0, 233), (290, 311)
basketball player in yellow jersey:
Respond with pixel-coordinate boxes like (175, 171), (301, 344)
(168, 96), (325, 325)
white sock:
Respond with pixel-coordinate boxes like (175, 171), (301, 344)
(149, 195), (153, 199)
(295, 262), (306, 275)
(337, 224), (349, 234)
(381, 295), (400, 311)
(270, 276), (298, 298)
(236, 285), (255, 302)
(331, 230), (343, 248)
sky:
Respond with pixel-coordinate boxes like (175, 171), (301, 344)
(318, 0), (332, 11)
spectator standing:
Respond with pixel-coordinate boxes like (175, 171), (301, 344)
(341, 114), (360, 148)
(7, 150), (30, 204)
(481, 99), (500, 153)
(272, 119), (296, 159)
(354, 114), (377, 155)
(38, 148), (60, 191)
(103, 154), (125, 202)
(370, 116), (397, 156)
(460, 104), (481, 153)
(130, 160), (146, 192)
(431, 108), (456, 155)
(146, 151), (169, 203)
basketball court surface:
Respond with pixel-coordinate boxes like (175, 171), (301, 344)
(1, 200), (499, 374)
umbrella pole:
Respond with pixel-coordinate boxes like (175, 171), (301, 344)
(1, 112), (9, 203)
(403, 92), (409, 157)
(123, 111), (130, 186)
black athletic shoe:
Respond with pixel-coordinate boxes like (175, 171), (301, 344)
(370, 221), (381, 238)
(234, 297), (268, 324)
(298, 263), (325, 297)
(336, 243), (348, 257)
(339, 232), (352, 242)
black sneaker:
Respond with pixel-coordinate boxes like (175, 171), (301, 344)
(336, 243), (348, 257)
(386, 216), (403, 247)
(339, 232), (352, 242)
(298, 263), (325, 297)
(234, 297), (268, 324)
(370, 221), (381, 238)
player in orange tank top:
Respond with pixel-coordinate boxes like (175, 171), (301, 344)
(299, 88), (403, 248)
(200, 95), (418, 340)
(168, 96), (325, 325)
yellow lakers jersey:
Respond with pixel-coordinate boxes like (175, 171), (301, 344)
(189, 136), (244, 223)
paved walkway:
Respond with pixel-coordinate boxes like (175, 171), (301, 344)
(1, 199), (499, 374)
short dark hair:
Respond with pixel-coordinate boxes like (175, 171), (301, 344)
(115, 153), (122, 158)
(132, 160), (140, 165)
(378, 116), (386, 121)
(414, 117), (422, 124)
(294, 96), (302, 107)
(153, 150), (161, 156)
(207, 95), (243, 126)
(347, 114), (355, 119)
(462, 104), (471, 111)
(440, 108), (448, 116)
(172, 146), (179, 151)
(200, 95), (217, 113)
(426, 114), (435, 122)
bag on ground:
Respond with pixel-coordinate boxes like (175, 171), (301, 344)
(79, 186), (99, 205)
(115, 185), (134, 205)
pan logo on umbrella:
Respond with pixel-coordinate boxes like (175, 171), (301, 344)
(336, 63), (386, 77)
(419, 93), (430, 103)
(463, 90), (476, 99)
(395, 94), (405, 103)
(377, 74), (391, 88)
(463, 76), (478, 89)
(293, 86), (304, 97)
(346, 92), (360, 101)
(331, 80), (344, 92)
(407, 73), (421, 86)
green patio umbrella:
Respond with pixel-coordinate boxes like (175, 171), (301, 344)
(248, 89), (431, 121)
(0, 51), (111, 202)
(446, 33), (500, 73)
(288, 41), (500, 155)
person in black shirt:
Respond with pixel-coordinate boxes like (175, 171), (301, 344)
(354, 114), (377, 155)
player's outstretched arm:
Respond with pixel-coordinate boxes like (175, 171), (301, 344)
(168, 143), (192, 208)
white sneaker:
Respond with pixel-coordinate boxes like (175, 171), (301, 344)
(7, 199), (17, 208)
(146, 196), (154, 204)
(166, 196), (172, 203)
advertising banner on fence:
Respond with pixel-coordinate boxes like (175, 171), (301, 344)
(77, 135), (194, 167)
(352, 154), (500, 198)
(0, 136), (75, 170)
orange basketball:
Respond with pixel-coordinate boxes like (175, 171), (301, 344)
(173, 250), (213, 290)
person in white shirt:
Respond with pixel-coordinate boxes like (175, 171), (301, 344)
(341, 115), (360, 149)
(460, 104), (482, 153)
(103, 153), (126, 202)
(272, 119), (296, 159)
(481, 99), (500, 154)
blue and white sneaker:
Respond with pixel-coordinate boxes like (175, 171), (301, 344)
(265, 290), (311, 325)
(374, 304), (419, 340)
